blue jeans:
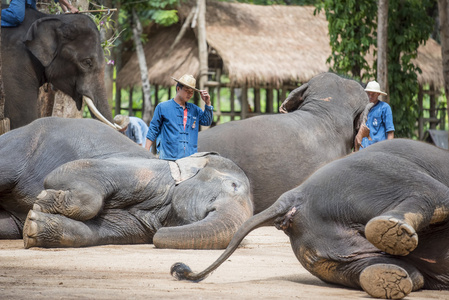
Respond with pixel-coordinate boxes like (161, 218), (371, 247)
(1, 0), (36, 27)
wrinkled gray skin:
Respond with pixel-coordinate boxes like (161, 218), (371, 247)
(173, 139), (449, 299)
(2, 7), (112, 129)
(199, 72), (369, 214)
(0, 117), (252, 249)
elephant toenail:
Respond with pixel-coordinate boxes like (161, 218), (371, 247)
(37, 190), (47, 199)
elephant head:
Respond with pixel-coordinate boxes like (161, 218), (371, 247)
(279, 72), (370, 147)
(153, 152), (254, 249)
(23, 15), (112, 126)
(2, 8), (114, 129)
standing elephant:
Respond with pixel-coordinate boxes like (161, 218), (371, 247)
(199, 72), (369, 214)
(0, 117), (252, 249)
(2, 7), (113, 129)
(172, 139), (449, 299)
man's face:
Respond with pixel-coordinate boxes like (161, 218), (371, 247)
(367, 92), (380, 103)
(180, 86), (194, 101)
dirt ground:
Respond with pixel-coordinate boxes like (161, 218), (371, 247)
(1, 226), (448, 300)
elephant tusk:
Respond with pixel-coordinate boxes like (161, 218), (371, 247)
(83, 96), (122, 130)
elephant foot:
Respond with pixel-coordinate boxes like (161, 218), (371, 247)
(23, 210), (64, 249)
(360, 264), (412, 299)
(365, 216), (418, 256)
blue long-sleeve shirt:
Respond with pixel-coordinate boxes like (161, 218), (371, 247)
(147, 99), (213, 160)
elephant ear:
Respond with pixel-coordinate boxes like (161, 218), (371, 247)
(169, 152), (220, 185)
(24, 18), (64, 67)
(279, 82), (309, 113)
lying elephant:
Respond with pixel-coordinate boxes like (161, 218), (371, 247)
(0, 117), (252, 249)
(199, 72), (369, 214)
(172, 139), (449, 299)
(2, 7), (113, 129)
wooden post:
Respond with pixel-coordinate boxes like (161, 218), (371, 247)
(230, 88), (235, 121)
(215, 68), (221, 125)
(266, 88), (273, 113)
(430, 83), (436, 130)
(377, 0), (389, 103)
(418, 85), (424, 140)
(241, 85), (248, 120)
(115, 87), (122, 115)
(155, 85), (159, 107)
(128, 86), (134, 116)
(254, 88), (261, 113)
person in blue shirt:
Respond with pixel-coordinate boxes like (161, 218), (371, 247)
(359, 81), (395, 149)
(114, 115), (149, 148)
(1, 0), (78, 27)
(145, 74), (213, 160)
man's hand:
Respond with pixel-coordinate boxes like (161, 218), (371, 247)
(354, 124), (370, 151)
(199, 90), (211, 106)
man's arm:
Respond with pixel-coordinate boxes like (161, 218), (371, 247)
(145, 139), (153, 151)
(387, 131), (394, 140)
(58, 0), (79, 13)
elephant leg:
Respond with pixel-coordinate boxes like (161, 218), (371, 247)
(23, 209), (156, 248)
(366, 180), (449, 256)
(0, 210), (22, 239)
(328, 257), (424, 299)
(33, 187), (103, 221)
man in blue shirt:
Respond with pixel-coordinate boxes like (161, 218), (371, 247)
(114, 115), (149, 148)
(360, 81), (395, 149)
(1, 0), (78, 27)
(145, 74), (213, 160)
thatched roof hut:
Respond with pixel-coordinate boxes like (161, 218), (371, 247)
(116, 0), (444, 90)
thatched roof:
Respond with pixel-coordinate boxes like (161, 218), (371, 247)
(116, 1), (444, 89)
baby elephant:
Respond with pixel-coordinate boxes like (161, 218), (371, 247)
(0, 117), (253, 249)
(172, 139), (449, 299)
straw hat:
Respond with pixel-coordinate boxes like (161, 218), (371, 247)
(171, 74), (200, 92)
(113, 115), (130, 130)
(364, 81), (387, 96)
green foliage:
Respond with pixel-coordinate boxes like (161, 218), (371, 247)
(386, 0), (434, 137)
(315, 0), (377, 81)
(220, 0), (319, 4)
(117, 0), (180, 45)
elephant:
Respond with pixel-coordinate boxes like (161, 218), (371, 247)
(172, 139), (449, 299)
(0, 117), (253, 249)
(2, 7), (113, 129)
(199, 72), (369, 214)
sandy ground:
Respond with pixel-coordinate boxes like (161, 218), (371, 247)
(1, 226), (449, 300)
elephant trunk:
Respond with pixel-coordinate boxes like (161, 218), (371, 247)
(153, 204), (251, 250)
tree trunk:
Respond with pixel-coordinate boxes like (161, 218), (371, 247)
(438, 0), (449, 147)
(197, 0), (208, 90)
(132, 8), (152, 124)
(101, 0), (114, 104)
(377, 0), (389, 103)
(0, 5), (11, 135)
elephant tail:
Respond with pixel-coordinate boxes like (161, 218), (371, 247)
(170, 195), (295, 282)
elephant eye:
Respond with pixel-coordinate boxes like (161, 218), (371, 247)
(83, 58), (93, 68)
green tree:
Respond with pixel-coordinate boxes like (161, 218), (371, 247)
(386, 0), (434, 137)
(315, 0), (377, 81)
